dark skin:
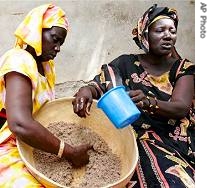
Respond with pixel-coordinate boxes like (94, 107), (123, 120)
(72, 18), (194, 120)
(5, 26), (92, 167)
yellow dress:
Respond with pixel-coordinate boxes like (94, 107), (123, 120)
(0, 48), (55, 187)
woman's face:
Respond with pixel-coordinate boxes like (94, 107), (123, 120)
(148, 18), (177, 56)
(41, 26), (67, 61)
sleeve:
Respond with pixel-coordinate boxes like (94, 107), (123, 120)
(175, 59), (195, 81)
(88, 55), (125, 98)
(0, 49), (39, 89)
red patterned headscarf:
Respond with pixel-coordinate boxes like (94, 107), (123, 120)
(132, 4), (178, 54)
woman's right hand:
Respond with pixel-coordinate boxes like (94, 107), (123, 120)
(64, 143), (93, 168)
(128, 89), (149, 108)
(72, 86), (93, 118)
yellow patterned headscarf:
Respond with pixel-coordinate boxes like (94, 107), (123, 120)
(14, 3), (69, 56)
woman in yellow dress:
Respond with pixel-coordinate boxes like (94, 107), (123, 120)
(0, 4), (91, 187)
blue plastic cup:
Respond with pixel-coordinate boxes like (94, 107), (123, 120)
(97, 86), (141, 129)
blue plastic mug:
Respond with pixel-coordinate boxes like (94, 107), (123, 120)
(97, 86), (141, 129)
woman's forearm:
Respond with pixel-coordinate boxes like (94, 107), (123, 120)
(9, 119), (61, 155)
(148, 97), (191, 119)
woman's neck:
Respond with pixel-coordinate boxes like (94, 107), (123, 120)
(25, 46), (45, 76)
(144, 53), (176, 65)
(138, 53), (178, 76)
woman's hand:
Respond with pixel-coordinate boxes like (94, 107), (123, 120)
(72, 86), (93, 118)
(128, 89), (149, 108)
(64, 143), (93, 168)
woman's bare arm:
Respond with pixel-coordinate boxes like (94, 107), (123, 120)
(5, 72), (61, 154)
(130, 75), (194, 119)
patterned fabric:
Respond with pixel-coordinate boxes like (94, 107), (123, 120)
(89, 54), (195, 188)
(0, 136), (45, 188)
(0, 3), (69, 187)
(132, 4), (178, 53)
(15, 3), (69, 56)
(0, 109), (6, 129)
(0, 49), (55, 187)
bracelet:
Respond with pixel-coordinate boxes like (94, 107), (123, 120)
(57, 140), (65, 158)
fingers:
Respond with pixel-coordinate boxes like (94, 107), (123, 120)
(136, 100), (144, 108)
(78, 97), (85, 111)
(132, 94), (143, 103)
(72, 87), (93, 118)
(72, 96), (93, 118)
(77, 143), (93, 152)
(77, 97), (84, 110)
(128, 90), (145, 102)
(128, 90), (142, 98)
(85, 102), (92, 116)
(72, 97), (87, 117)
(128, 90), (148, 108)
(71, 156), (89, 168)
(71, 144), (92, 167)
(85, 143), (93, 151)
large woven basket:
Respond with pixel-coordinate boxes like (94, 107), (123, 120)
(17, 97), (138, 188)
